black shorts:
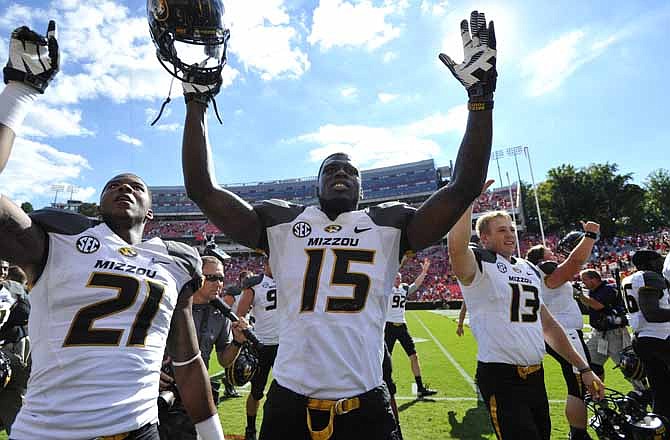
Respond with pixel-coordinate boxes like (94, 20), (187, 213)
(635, 336), (670, 420)
(384, 322), (416, 357)
(259, 381), (400, 440)
(545, 329), (590, 399)
(476, 361), (551, 440)
(250, 344), (279, 400)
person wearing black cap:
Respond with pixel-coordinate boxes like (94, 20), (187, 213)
(622, 249), (670, 421)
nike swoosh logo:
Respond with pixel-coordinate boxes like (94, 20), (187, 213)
(354, 227), (372, 233)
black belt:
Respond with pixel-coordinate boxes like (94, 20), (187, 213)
(478, 361), (543, 380)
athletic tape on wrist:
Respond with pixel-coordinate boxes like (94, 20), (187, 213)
(195, 414), (225, 440)
(0, 82), (38, 133)
(172, 351), (202, 367)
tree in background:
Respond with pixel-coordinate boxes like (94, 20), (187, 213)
(20, 202), (33, 213)
(644, 169), (670, 228)
(78, 203), (99, 218)
(532, 163), (648, 238)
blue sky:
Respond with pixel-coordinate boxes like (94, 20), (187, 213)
(0, 0), (668, 208)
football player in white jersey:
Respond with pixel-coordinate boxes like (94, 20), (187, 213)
(525, 223), (600, 440)
(664, 250), (670, 283)
(622, 250), (670, 421)
(0, 22), (224, 440)
(447, 181), (603, 440)
(183, 10), (497, 439)
(237, 259), (279, 440)
(385, 258), (437, 398)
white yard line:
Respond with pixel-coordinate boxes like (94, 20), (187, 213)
(412, 312), (478, 394)
(394, 396), (565, 404)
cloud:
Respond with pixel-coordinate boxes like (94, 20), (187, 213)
(309, 0), (405, 51)
(382, 51), (397, 63)
(116, 132), (142, 147)
(340, 87), (358, 98)
(297, 104), (467, 168)
(0, 137), (92, 203)
(421, 0), (450, 17)
(224, 0), (310, 80)
(154, 123), (181, 133)
(22, 104), (94, 138)
(521, 30), (619, 97)
(377, 92), (398, 103)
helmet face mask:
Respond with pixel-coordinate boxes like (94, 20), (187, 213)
(147, 0), (230, 85)
(557, 231), (584, 258)
(225, 344), (259, 387)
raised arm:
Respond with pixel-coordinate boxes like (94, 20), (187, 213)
(408, 258), (430, 292)
(545, 222), (600, 289)
(407, 11), (496, 250)
(447, 180), (494, 285)
(182, 87), (263, 248)
(0, 21), (59, 278)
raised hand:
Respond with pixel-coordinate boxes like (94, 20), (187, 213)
(439, 11), (496, 105)
(3, 20), (59, 93)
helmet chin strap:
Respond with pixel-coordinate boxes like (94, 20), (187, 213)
(150, 77), (174, 126)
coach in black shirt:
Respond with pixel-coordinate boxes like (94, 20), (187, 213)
(578, 270), (634, 383)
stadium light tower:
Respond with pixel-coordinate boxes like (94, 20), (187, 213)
(51, 184), (66, 206)
(490, 149), (505, 188)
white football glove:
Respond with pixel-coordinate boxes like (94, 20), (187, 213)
(3, 20), (59, 93)
(439, 11), (497, 102)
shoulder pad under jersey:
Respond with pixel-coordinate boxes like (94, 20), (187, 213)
(30, 208), (100, 235)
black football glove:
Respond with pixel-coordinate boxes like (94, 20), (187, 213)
(439, 11), (496, 106)
(3, 20), (59, 93)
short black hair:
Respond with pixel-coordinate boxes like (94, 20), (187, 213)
(102, 173), (152, 201)
(317, 152), (352, 178)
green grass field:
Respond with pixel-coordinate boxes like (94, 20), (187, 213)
(1, 310), (632, 439)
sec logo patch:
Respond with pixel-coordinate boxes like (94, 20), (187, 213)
(76, 236), (100, 254)
(293, 222), (312, 238)
(497, 262), (507, 273)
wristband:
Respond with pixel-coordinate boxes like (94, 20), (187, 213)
(467, 101), (494, 112)
(172, 351), (201, 367)
(231, 339), (243, 348)
(584, 231), (599, 240)
(195, 414), (225, 440)
(578, 366), (592, 375)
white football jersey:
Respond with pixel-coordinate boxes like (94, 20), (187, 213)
(246, 274), (279, 345)
(537, 261), (583, 330)
(664, 252), (670, 283)
(11, 210), (200, 440)
(459, 248), (546, 365)
(386, 283), (417, 324)
(622, 270), (670, 340)
(255, 200), (414, 399)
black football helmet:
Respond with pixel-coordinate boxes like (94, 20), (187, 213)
(147, 0), (230, 85)
(586, 388), (669, 440)
(615, 345), (646, 382)
(225, 344), (258, 387)
(631, 249), (664, 273)
(557, 231), (585, 257)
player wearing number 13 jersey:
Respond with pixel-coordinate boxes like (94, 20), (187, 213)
(448, 199), (604, 440)
(622, 250), (670, 421)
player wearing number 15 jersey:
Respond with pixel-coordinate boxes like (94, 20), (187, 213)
(385, 259), (437, 398)
(183, 10), (500, 439)
(622, 250), (670, 421)
(448, 189), (604, 440)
